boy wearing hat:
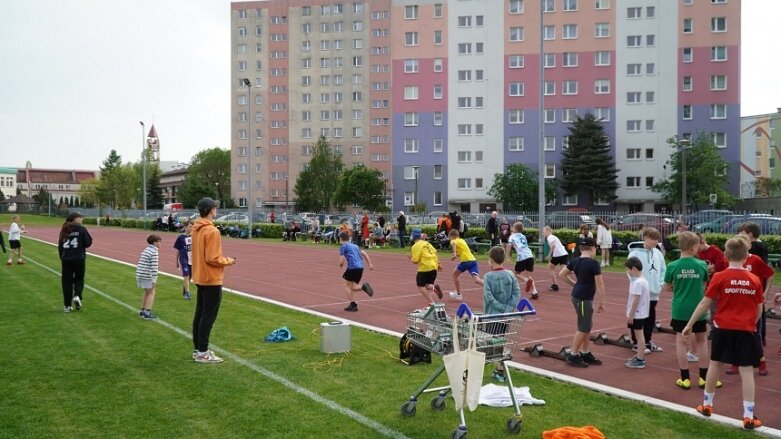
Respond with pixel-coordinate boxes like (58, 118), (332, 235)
(409, 228), (443, 306)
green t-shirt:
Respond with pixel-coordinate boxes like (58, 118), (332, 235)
(664, 256), (709, 321)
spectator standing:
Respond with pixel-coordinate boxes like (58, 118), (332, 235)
(310, 216), (320, 243)
(486, 211), (500, 247)
(595, 218), (613, 267)
(191, 197), (236, 364)
(377, 213), (386, 229)
(361, 211), (370, 248)
(397, 211), (407, 247)
(136, 234), (162, 320)
(6, 215), (27, 265)
(174, 220), (194, 300)
(499, 218), (511, 256)
(574, 224), (594, 258)
(58, 212), (93, 312)
(627, 227), (666, 354)
(269, 210), (276, 224)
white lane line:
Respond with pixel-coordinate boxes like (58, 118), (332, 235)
(26, 256), (410, 439)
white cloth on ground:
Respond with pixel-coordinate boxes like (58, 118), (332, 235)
(478, 383), (546, 407)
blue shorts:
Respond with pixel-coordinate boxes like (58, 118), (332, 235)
(456, 260), (479, 276)
(181, 264), (192, 277)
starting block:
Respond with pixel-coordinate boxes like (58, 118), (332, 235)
(523, 344), (570, 361)
(590, 333), (633, 349)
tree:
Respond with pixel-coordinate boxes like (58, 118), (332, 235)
(559, 114), (620, 205)
(146, 165), (164, 209)
(332, 164), (384, 211)
(95, 150), (127, 208)
(79, 177), (100, 207)
(32, 187), (52, 211)
(178, 147), (232, 208)
(0, 188), (5, 201)
(294, 136), (343, 212)
(488, 163), (557, 211)
(652, 133), (734, 209)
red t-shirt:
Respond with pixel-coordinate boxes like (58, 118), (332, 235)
(743, 254), (774, 288)
(696, 245), (727, 273)
(706, 268), (764, 331)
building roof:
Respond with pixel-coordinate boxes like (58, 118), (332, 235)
(148, 125), (158, 138)
(16, 169), (97, 184)
(0, 167), (17, 175)
(0, 195), (36, 205)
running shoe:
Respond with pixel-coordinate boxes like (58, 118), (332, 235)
(361, 282), (374, 297)
(580, 352), (602, 365)
(531, 292), (539, 300)
(525, 278), (533, 293)
(194, 350), (224, 364)
(698, 377), (723, 389)
(646, 341), (664, 352)
(449, 291), (463, 301)
(73, 296), (82, 310)
(192, 350), (198, 360)
(433, 284), (443, 300)
(17, 260), (25, 265)
(344, 303), (358, 312)
(758, 361), (768, 376)
(743, 417), (763, 430)
(141, 310), (157, 320)
(63, 306), (72, 313)
(625, 356), (646, 369)
(676, 378), (691, 390)
(565, 353), (588, 368)
(183, 291), (191, 300)
(549, 284), (559, 291)
(687, 352), (699, 362)
(696, 404), (713, 417)
(725, 364), (739, 375)
(632, 344), (651, 354)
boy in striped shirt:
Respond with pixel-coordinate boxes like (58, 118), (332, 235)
(136, 234), (162, 320)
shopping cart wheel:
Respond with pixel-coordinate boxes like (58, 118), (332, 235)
(430, 396), (446, 411)
(451, 427), (467, 439)
(506, 417), (523, 434)
(401, 401), (417, 417)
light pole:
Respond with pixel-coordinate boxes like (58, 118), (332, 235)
(412, 165), (420, 213)
(537, 0), (546, 261)
(242, 78), (254, 225)
(678, 137), (691, 214)
(140, 121), (147, 229)
(284, 175), (289, 212)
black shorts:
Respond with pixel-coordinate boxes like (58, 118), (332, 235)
(416, 270), (437, 287)
(627, 319), (645, 331)
(710, 328), (760, 367)
(9, 240), (21, 249)
(342, 268), (364, 284)
(550, 255), (568, 266)
(515, 257), (535, 273)
(671, 319), (707, 334)
(572, 297), (594, 333)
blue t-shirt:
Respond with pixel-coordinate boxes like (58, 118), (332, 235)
(339, 242), (364, 269)
(173, 234), (192, 266)
(566, 257), (602, 301)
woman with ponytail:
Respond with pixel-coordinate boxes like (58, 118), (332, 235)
(58, 212), (92, 313)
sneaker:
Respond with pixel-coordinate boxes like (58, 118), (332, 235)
(687, 352), (699, 362)
(647, 341), (664, 352)
(676, 378), (692, 390)
(696, 404), (713, 417)
(565, 353), (588, 368)
(549, 284), (559, 291)
(5, 261), (11, 266)
(531, 292), (539, 300)
(194, 350), (224, 364)
(698, 377), (723, 388)
(743, 417), (763, 430)
(63, 306), (72, 313)
(525, 278), (533, 293)
(192, 350), (198, 360)
(449, 291), (463, 301)
(433, 284), (443, 300)
(758, 361), (768, 376)
(361, 282), (374, 297)
(725, 364), (739, 375)
(632, 344), (652, 354)
(581, 352), (602, 365)
(17, 260), (25, 265)
(73, 296), (82, 310)
(344, 303), (358, 312)
(183, 291), (191, 300)
(492, 370), (506, 383)
(625, 356), (646, 369)
(141, 310), (157, 320)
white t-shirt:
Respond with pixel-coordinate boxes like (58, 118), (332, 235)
(8, 222), (21, 241)
(596, 224), (613, 248)
(626, 276), (651, 320)
(546, 234), (568, 258)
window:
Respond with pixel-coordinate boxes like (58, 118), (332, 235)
(508, 137), (524, 151)
(626, 177), (641, 188)
(509, 82), (525, 96)
(458, 16), (472, 27)
(562, 108), (577, 122)
(627, 148), (641, 160)
(509, 54), (525, 69)
(351, 145), (363, 155)
(457, 179), (471, 190)
(543, 53), (556, 68)
(457, 151), (472, 162)
(595, 0), (610, 9)
(595, 51), (610, 66)
(627, 91), (641, 103)
(645, 120), (655, 131)
(646, 91), (655, 103)
(433, 192), (443, 206)
(563, 80), (578, 95)
(710, 75), (727, 90)
(509, 0), (524, 14)
(404, 139), (419, 153)
(563, 24), (578, 39)
(404, 86), (418, 100)
(682, 76), (692, 91)
(404, 112), (419, 126)
(627, 35), (642, 47)
(594, 107), (610, 121)
(238, 27), (247, 37)
(712, 132), (726, 148)
(646, 63), (655, 75)
(475, 178), (484, 190)
(433, 112), (443, 125)
(404, 32), (418, 46)
(544, 81), (556, 96)
(563, 52), (578, 67)
(645, 148), (654, 159)
(683, 47), (693, 63)
(509, 109), (524, 124)
(434, 30), (443, 45)
(352, 21), (363, 31)
(646, 34), (655, 47)
(542, 0), (555, 13)
(627, 63), (642, 75)
(458, 97), (472, 108)
(475, 69), (484, 80)
(627, 7), (641, 18)
(544, 136), (556, 150)
(352, 56), (362, 66)
(433, 85), (443, 99)
(564, 0), (578, 11)
(594, 79), (610, 94)
(510, 26), (524, 42)
(711, 46), (727, 61)
(352, 127), (363, 138)
(434, 3), (443, 17)
(595, 23), (610, 38)
(403, 59), (419, 73)
(647, 6), (655, 18)
(237, 163), (248, 174)
(543, 25), (555, 40)
(458, 70), (472, 82)
(710, 104), (727, 119)
(433, 138), (443, 153)
(626, 120), (641, 132)
(711, 17), (727, 32)
(645, 177), (654, 187)
(404, 5), (418, 19)
(434, 58), (443, 72)
(545, 164), (556, 178)
(458, 43), (472, 54)
(682, 105), (693, 120)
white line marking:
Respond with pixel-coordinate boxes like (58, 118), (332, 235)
(26, 256), (410, 439)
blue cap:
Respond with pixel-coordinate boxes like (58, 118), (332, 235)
(411, 228), (422, 241)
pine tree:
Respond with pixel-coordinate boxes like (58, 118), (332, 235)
(294, 136), (343, 212)
(559, 114), (620, 206)
(146, 165), (164, 209)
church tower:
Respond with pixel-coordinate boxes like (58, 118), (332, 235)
(146, 125), (160, 162)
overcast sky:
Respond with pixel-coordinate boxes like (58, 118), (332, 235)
(1, 0), (778, 171)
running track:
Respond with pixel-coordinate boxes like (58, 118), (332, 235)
(26, 226), (781, 429)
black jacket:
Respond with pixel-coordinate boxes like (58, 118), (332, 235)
(397, 214), (406, 231)
(486, 217), (498, 236)
(58, 224), (93, 261)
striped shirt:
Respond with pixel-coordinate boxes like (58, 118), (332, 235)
(135, 245), (159, 283)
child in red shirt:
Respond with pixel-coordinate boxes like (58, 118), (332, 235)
(683, 236), (764, 429)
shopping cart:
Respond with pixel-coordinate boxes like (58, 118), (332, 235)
(400, 299), (536, 438)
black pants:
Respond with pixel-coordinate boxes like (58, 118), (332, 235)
(631, 299), (658, 345)
(192, 284), (223, 352)
(62, 259), (86, 306)
(398, 229), (406, 247)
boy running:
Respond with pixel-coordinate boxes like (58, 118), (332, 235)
(543, 226), (568, 292)
(508, 222), (539, 299)
(136, 234), (162, 320)
(684, 236), (764, 430)
(483, 246), (521, 382)
(664, 232), (714, 389)
(448, 228), (483, 301)
(409, 229), (443, 306)
(627, 227), (666, 353)
(624, 257), (650, 369)
(173, 220), (193, 300)
(339, 231), (374, 311)
(6, 215), (27, 265)
(559, 237), (606, 368)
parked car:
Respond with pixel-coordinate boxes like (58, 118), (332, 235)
(612, 213), (674, 235)
(215, 214), (249, 224)
(685, 210), (733, 227)
(692, 214), (744, 233)
(719, 214), (775, 234)
(546, 211), (596, 230)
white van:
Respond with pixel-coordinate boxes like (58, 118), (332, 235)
(164, 203), (183, 212)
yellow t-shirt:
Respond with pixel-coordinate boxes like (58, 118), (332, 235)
(410, 240), (439, 272)
(451, 238), (476, 262)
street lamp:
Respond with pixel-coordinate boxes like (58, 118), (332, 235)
(215, 181), (220, 200)
(412, 165), (420, 213)
(284, 175), (289, 212)
(242, 78), (254, 225)
(678, 137), (692, 214)
(140, 121), (147, 229)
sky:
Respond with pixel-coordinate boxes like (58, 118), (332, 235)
(0, 0), (779, 171)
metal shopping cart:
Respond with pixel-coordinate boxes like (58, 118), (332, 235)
(400, 299), (536, 438)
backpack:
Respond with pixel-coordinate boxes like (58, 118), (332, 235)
(399, 333), (431, 365)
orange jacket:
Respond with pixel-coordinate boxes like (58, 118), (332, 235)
(191, 218), (232, 286)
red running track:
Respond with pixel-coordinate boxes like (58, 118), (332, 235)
(25, 226), (781, 428)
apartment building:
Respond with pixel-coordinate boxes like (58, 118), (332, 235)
(739, 109), (781, 198)
(230, 0), (740, 212)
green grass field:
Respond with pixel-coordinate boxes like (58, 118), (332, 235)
(0, 230), (759, 439)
